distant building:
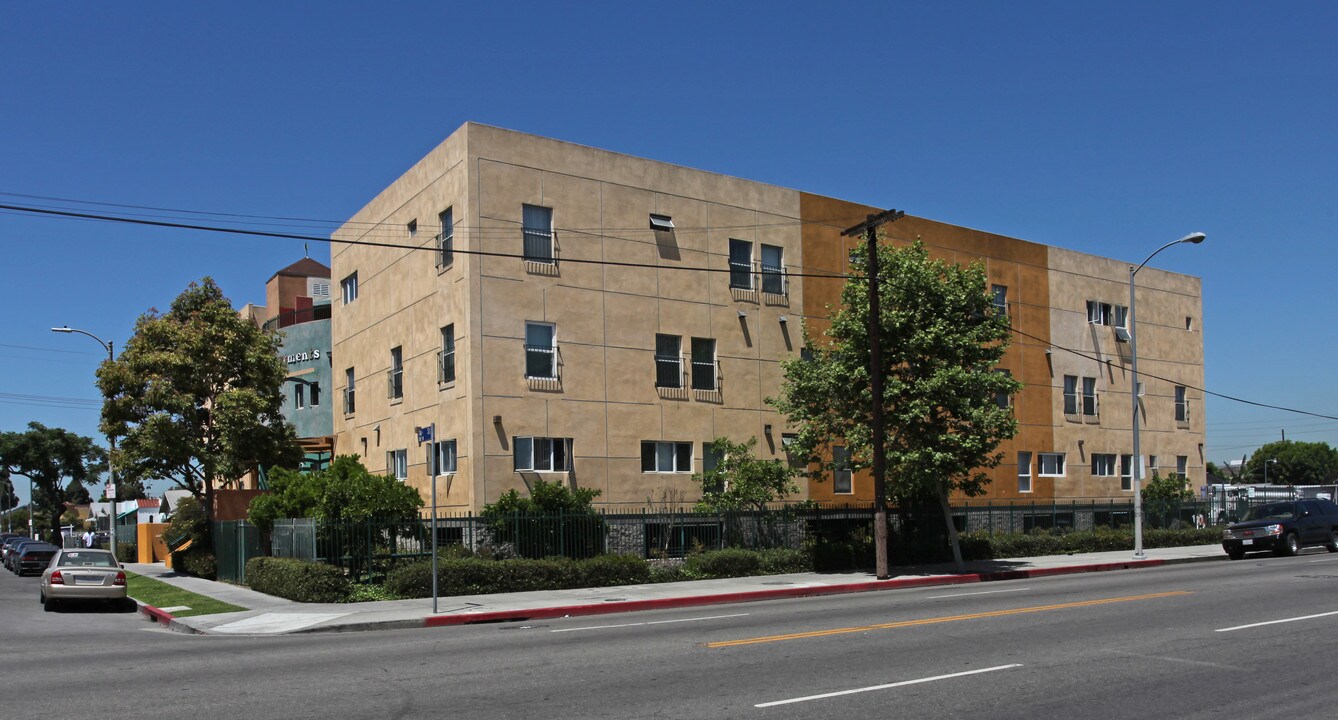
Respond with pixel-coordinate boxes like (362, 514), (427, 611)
(240, 257), (335, 478)
(330, 123), (1204, 512)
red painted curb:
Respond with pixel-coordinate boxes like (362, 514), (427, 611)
(138, 602), (175, 625)
(421, 558), (1171, 628)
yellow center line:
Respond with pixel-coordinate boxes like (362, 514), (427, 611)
(705, 591), (1193, 648)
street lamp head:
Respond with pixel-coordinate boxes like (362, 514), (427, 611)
(50, 326), (72, 333)
(1179, 232), (1206, 245)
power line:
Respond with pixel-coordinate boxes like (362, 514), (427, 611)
(1005, 324), (1338, 422)
(5, 199), (1330, 425)
(0, 202), (855, 281)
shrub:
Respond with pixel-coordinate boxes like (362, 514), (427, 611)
(174, 549), (217, 580)
(114, 544), (138, 564)
(958, 525), (1224, 560)
(757, 548), (811, 574)
(683, 548), (761, 579)
(246, 557), (353, 603)
(579, 554), (652, 587)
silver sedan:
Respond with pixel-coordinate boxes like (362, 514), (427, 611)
(39, 549), (128, 611)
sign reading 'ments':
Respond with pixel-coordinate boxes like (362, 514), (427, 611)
(285, 349), (322, 365)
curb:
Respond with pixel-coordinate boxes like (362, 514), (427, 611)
(137, 601), (202, 635)
(414, 558), (1173, 629)
(170, 551), (1224, 636)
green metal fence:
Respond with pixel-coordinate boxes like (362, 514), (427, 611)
(210, 496), (1311, 585)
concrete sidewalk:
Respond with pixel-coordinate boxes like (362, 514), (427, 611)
(125, 544), (1229, 636)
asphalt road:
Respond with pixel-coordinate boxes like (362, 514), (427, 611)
(4, 549), (1337, 719)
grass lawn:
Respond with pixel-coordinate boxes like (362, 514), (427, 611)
(125, 572), (247, 617)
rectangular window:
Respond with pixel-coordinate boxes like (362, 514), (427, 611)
(832, 445), (853, 494)
(1082, 376), (1098, 416)
(1174, 386), (1189, 422)
(1091, 454), (1117, 477)
(344, 368), (356, 414)
(1018, 451), (1033, 493)
(1114, 305), (1128, 329)
(387, 449), (407, 480)
(1038, 453), (1066, 477)
(293, 383), (305, 410)
(439, 325), (456, 384)
(1176, 455), (1188, 480)
(994, 369), (1012, 409)
(1063, 375), (1078, 415)
(728, 239), (753, 289)
(992, 285), (1008, 316)
(1086, 300), (1112, 325)
(702, 442), (723, 474)
(407, 219), (418, 236)
(522, 204), (554, 263)
(760, 244), (785, 294)
(654, 334), (682, 388)
(310, 381), (320, 407)
(437, 208), (454, 268)
(649, 213), (674, 231)
(691, 337), (717, 390)
(433, 439), (457, 475)
(641, 441), (692, 473)
(388, 346), (403, 399)
(513, 436), (571, 472)
(341, 272), (359, 304)
(1121, 454), (1133, 491)
(525, 322), (557, 379)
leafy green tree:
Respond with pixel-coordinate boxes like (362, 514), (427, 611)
(248, 455), (423, 532)
(482, 479), (604, 559)
(693, 437), (802, 513)
(0, 422), (106, 544)
(98, 278), (302, 523)
(0, 468), (19, 518)
(1244, 441), (1338, 486)
(771, 239), (1021, 569)
(1142, 471), (1193, 502)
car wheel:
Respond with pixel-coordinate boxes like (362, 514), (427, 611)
(1281, 533), (1301, 557)
(43, 596), (57, 612)
(1327, 531), (1338, 553)
(1228, 550), (1245, 560)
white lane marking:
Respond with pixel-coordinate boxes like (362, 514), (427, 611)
(755, 664), (1024, 708)
(926, 587), (1030, 599)
(1216, 610), (1338, 633)
(550, 613), (750, 633)
(1304, 557), (1338, 563)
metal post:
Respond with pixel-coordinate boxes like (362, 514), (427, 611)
(1129, 232), (1204, 559)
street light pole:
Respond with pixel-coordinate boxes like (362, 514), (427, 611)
(1130, 232), (1205, 559)
(51, 326), (117, 559)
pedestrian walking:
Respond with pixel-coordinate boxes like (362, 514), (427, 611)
(83, 528), (95, 548)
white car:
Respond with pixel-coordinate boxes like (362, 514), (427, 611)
(39, 548), (128, 611)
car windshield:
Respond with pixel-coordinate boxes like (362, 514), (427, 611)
(1241, 503), (1295, 521)
(58, 551), (117, 567)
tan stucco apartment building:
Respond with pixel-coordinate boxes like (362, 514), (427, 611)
(331, 123), (1204, 512)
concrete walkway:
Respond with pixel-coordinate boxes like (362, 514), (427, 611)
(125, 544), (1229, 636)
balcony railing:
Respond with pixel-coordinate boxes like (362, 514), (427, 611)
(525, 344), (557, 379)
(387, 368), (403, 399)
(438, 349), (455, 384)
(691, 360), (718, 391)
(436, 232), (454, 268)
(728, 261), (753, 290)
(760, 264), (786, 295)
(523, 229), (555, 264)
(655, 356), (683, 388)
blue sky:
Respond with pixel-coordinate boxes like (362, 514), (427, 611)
(2, 2), (1335, 505)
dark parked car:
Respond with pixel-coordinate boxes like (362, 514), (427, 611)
(1222, 499), (1338, 560)
(1, 535), (29, 565)
(5, 538), (39, 571)
(11, 541), (59, 576)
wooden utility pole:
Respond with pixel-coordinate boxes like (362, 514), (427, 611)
(841, 209), (904, 580)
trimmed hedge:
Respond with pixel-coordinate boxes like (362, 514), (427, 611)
(959, 526), (1223, 560)
(383, 549), (808, 599)
(173, 549), (217, 580)
(247, 557), (354, 603)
